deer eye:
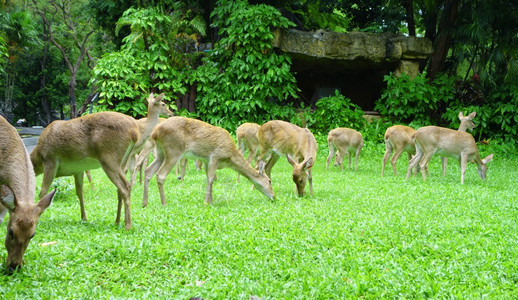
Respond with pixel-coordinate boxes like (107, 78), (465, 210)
(8, 228), (14, 238)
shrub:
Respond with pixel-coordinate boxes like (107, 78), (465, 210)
(311, 90), (366, 135)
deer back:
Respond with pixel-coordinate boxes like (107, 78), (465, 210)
(414, 126), (480, 159)
(0, 116), (54, 273)
(31, 112), (140, 176)
(258, 120), (316, 161)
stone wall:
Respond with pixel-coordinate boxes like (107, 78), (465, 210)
(272, 29), (433, 110)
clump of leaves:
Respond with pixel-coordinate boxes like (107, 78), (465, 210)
(311, 90), (366, 135)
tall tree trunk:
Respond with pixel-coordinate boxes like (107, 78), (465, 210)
(69, 74), (77, 118)
(404, 0), (416, 37)
(40, 38), (52, 125)
(427, 0), (459, 80)
(188, 83), (196, 112)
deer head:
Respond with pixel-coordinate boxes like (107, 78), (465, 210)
(287, 154), (313, 197)
(1, 186), (55, 274)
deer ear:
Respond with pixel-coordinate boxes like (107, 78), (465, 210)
(37, 189), (56, 215)
(155, 93), (165, 102)
(148, 92), (155, 104)
(482, 154), (494, 164)
(467, 111), (477, 119)
(0, 185), (16, 212)
(305, 158), (314, 169)
(286, 154), (297, 166)
(458, 111), (464, 120)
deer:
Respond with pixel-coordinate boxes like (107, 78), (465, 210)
(30, 111), (140, 230)
(127, 93), (173, 185)
(256, 120), (317, 197)
(326, 128), (363, 171)
(405, 126), (493, 184)
(142, 117), (274, 207)
(30, 93), (171, 230)
(0, 115), (55, 273)
(236, 122), (261, 182)
(382, 111), (477, 177)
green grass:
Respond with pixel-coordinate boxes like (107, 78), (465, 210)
(1, 140), (517, 299)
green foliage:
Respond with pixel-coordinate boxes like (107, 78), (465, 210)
(311, 90), (366, 135)
(92, 6), (203, 116)
(193, 0), (298, 131)
(488, 84), (518, 144)
(376, 72), (455, 126)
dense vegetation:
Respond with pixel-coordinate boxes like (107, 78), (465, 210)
(1, 0), (517, 145)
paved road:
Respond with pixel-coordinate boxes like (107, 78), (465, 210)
(17, 127), (43, 153)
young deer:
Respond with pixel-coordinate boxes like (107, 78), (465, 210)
(326, 128), (363, 171)
(142, 117), (274, 206)
(382, 111), (477, 177)
(128, 94), (173, 185)
(0, 116), (55, 273)
(257, 120), (317, 197)
(236, 122), (261, 182)
(30, 111), (140, 230)
(405, 126), (493, 184)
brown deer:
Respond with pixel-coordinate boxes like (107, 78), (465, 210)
(257, 120), (317, 197)
(405, 126), (493, 184)
(142, 117), (274, 206)
(382, 111), (477, 177)
(326, 128), (363, 171)
(0, 116), (55, 273)
(236, 122), (261, 182)
(30, 111), (140, 230)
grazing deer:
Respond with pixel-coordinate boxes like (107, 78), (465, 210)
(257, 120), (317, 197)
(326, 128), (363, 171)
(142, 117), (274, 206)
(30, 111), (140, 230)
(0, 116), (55, 273)
(382, 111), (477, 177)
(405, 126), (493, 184)
(236, 122), (261, 182)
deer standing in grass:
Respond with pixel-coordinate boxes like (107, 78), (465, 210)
(142, 117), (274, 206)
(405, 127), (493, 184)
(257, 120), (317, 197)
(30, 93), (171, 230)
(326, 128), (363, 171)
(382, 111), (477, 177)
(0, 116), (55, 273)
(236, 122), (261, 182)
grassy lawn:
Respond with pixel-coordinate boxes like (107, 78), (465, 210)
(1, 139), (517, 298)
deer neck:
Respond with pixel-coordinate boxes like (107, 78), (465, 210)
(229, 151), (261, 182)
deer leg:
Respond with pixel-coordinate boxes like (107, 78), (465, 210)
(73, 172), (87, 221)
(39, 161), (57, 199)
(264, 153), (280, 179)
(382, 142), (393, 176)
(142, 150), (165, 207)
(326, 143), (335, 170)
(100, 160), (132, 230)
(390, 148), (404, 176)
(204, 159), (218, 205)
(355, 147), (361, 171)
(460, 155), (468, 184)
(156, 153), (180, 206)
(177, 158), (187, 181)
(86, 170), (94, 185)
(348, 150), (353, 170)
(441, 157), (448, 176)
(406, 149), (423, 180)
(418, 151), (435, 182)
(308, 169), (314, 196)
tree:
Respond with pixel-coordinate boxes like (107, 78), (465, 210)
(30, 0), (96, 119)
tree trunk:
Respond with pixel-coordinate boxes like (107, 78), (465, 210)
(188, 83), (196, 112)
(40, 39), (52, 125)
(69, 74), (77, 119)
(426, 0), (459, 80)
(404, 0), (416, 37)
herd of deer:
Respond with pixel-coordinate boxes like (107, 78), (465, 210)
(0, 93), (493, 273)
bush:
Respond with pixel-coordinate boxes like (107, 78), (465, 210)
(375, 72), (455, 126)
(311, 90), (366, 135)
